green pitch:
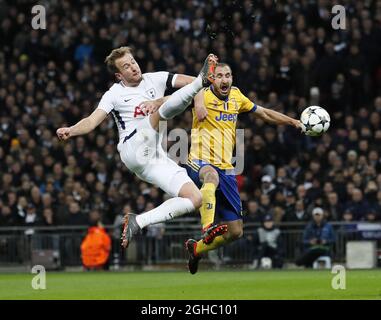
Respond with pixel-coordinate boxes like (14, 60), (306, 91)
(0, 269), (380, 300)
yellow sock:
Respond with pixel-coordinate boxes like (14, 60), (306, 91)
(195, 235), (227, 255)
(200, 183), (217, 229)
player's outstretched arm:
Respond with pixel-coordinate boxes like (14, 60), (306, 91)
(254, 105), (301, 129)
(56, 109), (107, 140)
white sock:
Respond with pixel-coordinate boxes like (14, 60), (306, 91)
(159, 76), (203, 119)
(135, 197), (195, 229)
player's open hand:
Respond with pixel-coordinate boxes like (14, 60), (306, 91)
(140, 101), (160, 115)
(293, 120), (303, 131)
(56, 127), (71, 140)
(195, 105), (208, 122)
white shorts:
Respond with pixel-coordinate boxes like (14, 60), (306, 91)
(117, 117), (192, 197)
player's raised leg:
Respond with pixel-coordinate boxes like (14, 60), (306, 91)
(148, 54), (217, 131)
(121, 147), (202, 248)
(133, 181), (202, 230)
(122, 187), (201, 248)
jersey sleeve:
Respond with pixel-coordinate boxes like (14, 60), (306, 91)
(237, 89), (257, 113)
(149, 71), (171, 91)
(96, 90), (114, 114)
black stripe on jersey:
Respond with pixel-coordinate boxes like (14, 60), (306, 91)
(111, 110), (126, 130)
(166, 73), (175, 89)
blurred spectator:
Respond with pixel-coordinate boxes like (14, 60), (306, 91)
(371, 191), (381, 214)
(282, 191), (296, 221)
(80, 209), (111, 270)
(24, 203), (41, 236)
(325, 192), (343, 221)
(0, 205), (16, 226)
(283, 199), (310, 223)
(364, 208), (380, 222)
(345, 188), (371, 220)
(254, 214), (283, 269)
(24, 204), (40, 227)
(258, 193), (275, 217)
(74, 37), (94, 67)
(41, 208), (56, 226)
(260, 175), (277, 201)
(66, 201), (88, 225)
(244, 200), (265, 223)
(296, 207), (335, 268)
(342, 208), (355, 223)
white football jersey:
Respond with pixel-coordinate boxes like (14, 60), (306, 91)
(97, 71), (175, 141)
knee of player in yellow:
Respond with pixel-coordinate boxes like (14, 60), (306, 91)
(200, 183), (217, 228)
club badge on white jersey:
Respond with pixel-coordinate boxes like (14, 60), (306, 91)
(97, 71), (170, 140)
(146, 88), (156, 99)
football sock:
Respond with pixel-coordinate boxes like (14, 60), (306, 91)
(135, 197), (195, 229)
(200, 183), (217, 229)
(158, 76), (203, 119)
(195, 235), (227, 255)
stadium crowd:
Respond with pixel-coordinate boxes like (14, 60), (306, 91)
(1, 0), (381, 232)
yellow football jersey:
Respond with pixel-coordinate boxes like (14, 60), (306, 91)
(189, 86), (256, 170)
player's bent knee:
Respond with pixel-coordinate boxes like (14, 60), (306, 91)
(201, 166), (219, 186)
(178, 183), (202, 209)
(205, 171), (219, 186)
(228, 228), (243, 241)
(190, 190), (202, 209)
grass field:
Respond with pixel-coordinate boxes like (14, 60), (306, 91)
(0, 269), (380, 300)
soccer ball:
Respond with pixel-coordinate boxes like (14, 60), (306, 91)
(260, 257), (272, 269)
(300, 106), (330, 136)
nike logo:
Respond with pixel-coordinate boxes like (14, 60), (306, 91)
(124, 98), (132, 103)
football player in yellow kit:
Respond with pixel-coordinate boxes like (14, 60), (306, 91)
(184, 63), (301, 274)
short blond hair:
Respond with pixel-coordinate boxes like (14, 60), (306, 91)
(104, 46), (133, 73)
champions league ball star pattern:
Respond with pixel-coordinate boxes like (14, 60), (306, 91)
(300, 106), (331, 137)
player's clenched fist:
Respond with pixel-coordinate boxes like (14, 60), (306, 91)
(140, 101), (160, 115)
(56, 127), (71, 140)
(195, 104), (208, 122)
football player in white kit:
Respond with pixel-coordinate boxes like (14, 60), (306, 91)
(56, 47), (219, 248)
